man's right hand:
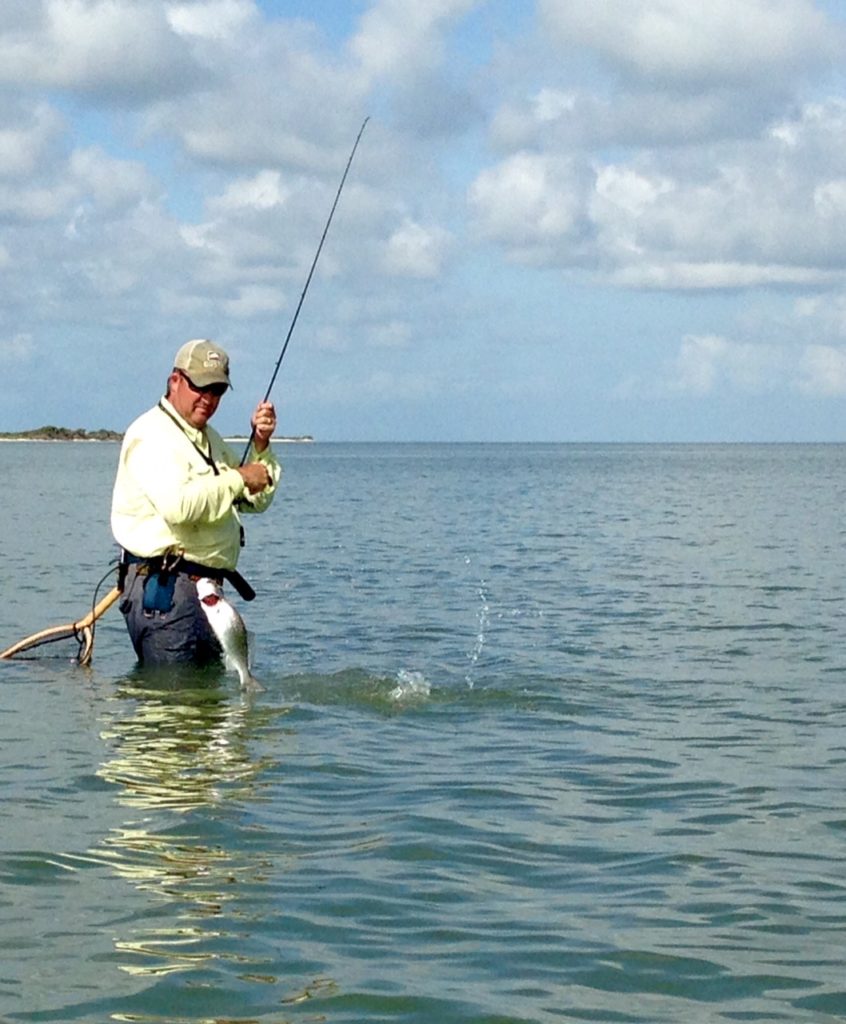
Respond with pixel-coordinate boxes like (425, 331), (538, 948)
(237, 463), (272, 494)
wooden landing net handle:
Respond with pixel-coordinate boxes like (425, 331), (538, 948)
(0, 586), (122, 663)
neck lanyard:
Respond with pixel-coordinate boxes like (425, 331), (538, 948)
(157, 400), (219, 476)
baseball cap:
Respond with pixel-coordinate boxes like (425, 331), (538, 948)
(173, 339), (232, 388)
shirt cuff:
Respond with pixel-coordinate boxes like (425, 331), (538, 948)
(223, 466), (248, 497)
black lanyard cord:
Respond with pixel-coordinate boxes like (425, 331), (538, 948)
(157, 401), (220, 476)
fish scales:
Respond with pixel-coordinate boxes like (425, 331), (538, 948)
(195, 578), (263, 691)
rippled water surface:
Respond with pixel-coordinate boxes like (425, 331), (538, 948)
(1, 442), (846, 1023)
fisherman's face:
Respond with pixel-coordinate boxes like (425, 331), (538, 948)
(169, 370), (227, 428)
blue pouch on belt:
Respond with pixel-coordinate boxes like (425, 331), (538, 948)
(142, 572), (177, 613)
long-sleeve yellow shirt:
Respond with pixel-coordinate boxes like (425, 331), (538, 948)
(111, 397), (281, 570)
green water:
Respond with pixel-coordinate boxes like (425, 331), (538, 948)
(1, 442), (845, 1022)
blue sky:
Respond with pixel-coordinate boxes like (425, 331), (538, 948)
(3, 0), (846, 441)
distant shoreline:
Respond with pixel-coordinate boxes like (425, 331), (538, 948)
(0, 424), (315, 443)
(224, 435), (314, 444)
(0, 427), (122, 442)
(0, 432), (315, 443)
(0, 437), (120, 442)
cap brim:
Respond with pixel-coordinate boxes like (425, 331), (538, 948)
(190, 373), (231, 388)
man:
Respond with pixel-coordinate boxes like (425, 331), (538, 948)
(111, 338), (280, 668)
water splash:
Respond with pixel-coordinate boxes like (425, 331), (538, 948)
(465, 580), (490, 689)
(390, 668), (431, 702)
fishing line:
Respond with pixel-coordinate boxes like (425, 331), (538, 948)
(241, 116), (370, 465)
(0, 563), (121, 662)
(79, 561), (120, 663)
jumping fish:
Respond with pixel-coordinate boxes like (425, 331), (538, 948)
(196, 578), (263, 691)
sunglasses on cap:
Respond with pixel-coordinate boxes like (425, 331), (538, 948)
(177, 370), (228, 398)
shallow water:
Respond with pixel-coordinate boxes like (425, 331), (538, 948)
(1, 442), (846, 1022)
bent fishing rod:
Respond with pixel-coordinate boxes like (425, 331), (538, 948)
(2, 120), (370, 664)
(241, 116), (370, 465)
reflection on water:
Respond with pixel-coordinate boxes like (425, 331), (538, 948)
(98, 670), (274, 812)
(94, 672), (292, 983)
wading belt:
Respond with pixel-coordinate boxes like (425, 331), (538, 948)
(119, 550), (256, 602)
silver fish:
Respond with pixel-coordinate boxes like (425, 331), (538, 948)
(196, 578), (263, 691)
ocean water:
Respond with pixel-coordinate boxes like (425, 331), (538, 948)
(1, 441), (846, 1023)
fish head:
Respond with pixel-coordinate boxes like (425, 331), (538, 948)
(196, 577), (224, 606)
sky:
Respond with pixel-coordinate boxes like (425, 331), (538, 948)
(4, 0), (846, 441)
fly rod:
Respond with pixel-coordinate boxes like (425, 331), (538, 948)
(241, 116), (369, 465)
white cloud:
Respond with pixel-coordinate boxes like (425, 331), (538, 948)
(493, 85), (784, 153)
(179, 208), (293, 294)
(0, 2), (42, 34)
(592, 165), (673, 261)
(793, 293), (846, 339)
(211, 170), (291, 213)
(350, 0), (480, 82)
(174, 171), (309, 297)
(609, 262), (841, 291)
(0, 0), (200, 100)
(146, 30), (357, 170)
(3, 0), (846, 442)
(69, 147), (155, 211)
(382, 218), (450, 278)
(648, 333), (846, 397)
(0, 180), (75, 221)
(666, 334), (729, 394)
(223, 283), (285, 318)
(798, 344), (846, 395)
(474, 95), (846, 288)
(166, 0), (256, 40)
(306, 314), (413, 358)
(468, 152), (593, 264)
(368, 320), (412, 348)
(75, 258), (139, 297)
(533, 88), (578, 123)
(0, 103), (62, 178)
(180, 222), (225, 256)
(538, 0), (838, 85)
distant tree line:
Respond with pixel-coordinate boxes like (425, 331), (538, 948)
(0, 425), (123, 441)
(0, 426), (314, 442)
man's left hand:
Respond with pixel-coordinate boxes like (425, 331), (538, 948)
(251, 401), (277, 452)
